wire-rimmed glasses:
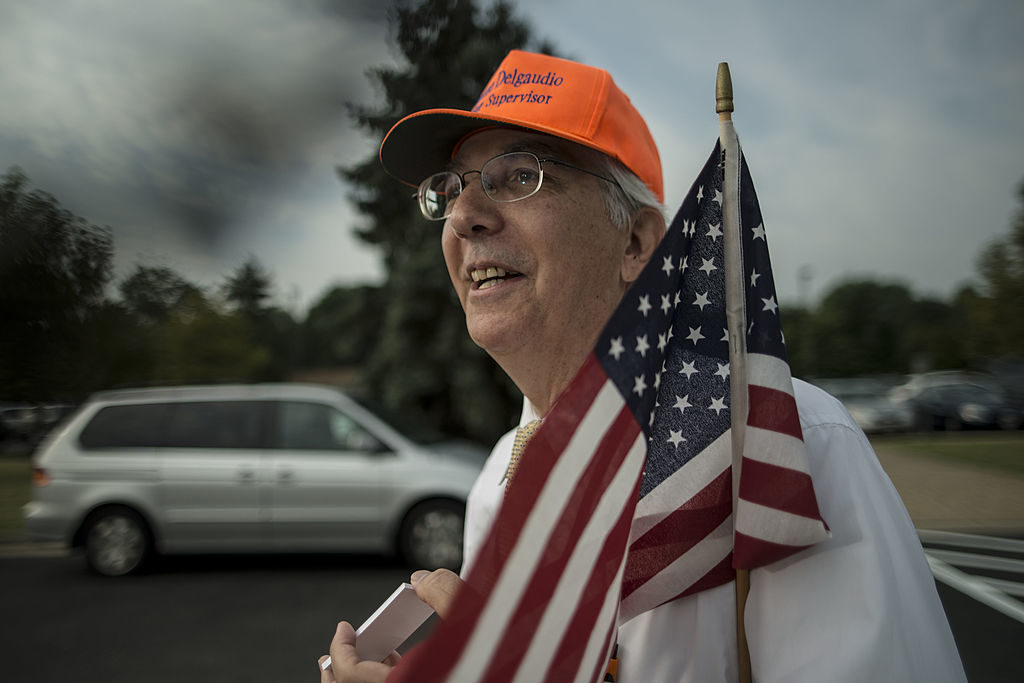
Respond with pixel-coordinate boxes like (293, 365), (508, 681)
(416, 151), (618, 221)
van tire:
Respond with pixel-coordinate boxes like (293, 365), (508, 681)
(83, 507), (152, 577)
(398, 499), (465, 571)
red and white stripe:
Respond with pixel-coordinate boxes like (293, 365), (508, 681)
(734, 353), (828, 566)
(390, 355), (647, 683)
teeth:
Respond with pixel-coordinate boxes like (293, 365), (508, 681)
(471, 267), (507, 283)
(479, 280), (497, 290)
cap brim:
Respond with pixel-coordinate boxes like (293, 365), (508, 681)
(379, 108), (591, 188)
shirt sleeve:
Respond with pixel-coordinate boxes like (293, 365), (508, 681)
(616, 381), (966, 682)
(743, 382), (966, 682)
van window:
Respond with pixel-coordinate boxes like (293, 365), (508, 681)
(274, 401), (379, 451)
(163, 401), (266, 449)
(79, 403), (170, 449)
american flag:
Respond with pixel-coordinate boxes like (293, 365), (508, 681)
(388, 122), (828, 682)
(616, 121), (829, 622)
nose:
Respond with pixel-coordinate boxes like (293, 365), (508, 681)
(446, 175), (502, 238)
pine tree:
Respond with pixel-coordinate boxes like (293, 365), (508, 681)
(341, 0), (554, 443)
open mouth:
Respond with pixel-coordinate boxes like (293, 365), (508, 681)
(470, 266), (522, 290)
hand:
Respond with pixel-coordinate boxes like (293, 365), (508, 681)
(409, 568), (464, 620)
(319, 621), (399, 683)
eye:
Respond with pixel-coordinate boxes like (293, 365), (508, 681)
(481, 153), (541, 199)
(442, 173), (462, 199)
(509, 166), (540, 187)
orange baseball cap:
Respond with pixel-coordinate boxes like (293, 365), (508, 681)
(379, 50), (663, 203)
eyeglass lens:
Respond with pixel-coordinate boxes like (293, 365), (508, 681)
(418, 152), (543, 220)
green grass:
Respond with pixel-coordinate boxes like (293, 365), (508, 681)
(0, 457), (33, 542)
(871, 432), (1024, 477)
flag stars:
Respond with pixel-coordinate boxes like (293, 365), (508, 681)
(680, 361), (698, 379)
(667, 430), (686, 449)
(633, 374), (648, 397)
(709, 396), (727, 414)
(752, 223), (766, 241)
(608, 337), (625, 361)
(657, 332), (668, 353)
(662, 256), (674, 276)
(750, 269), (761, 288)
(686, 326), (705, 345)
(713, 189), (723, 205)
(697, 185), (704, 202)
(680, 256), (689, 273)
(635, 334), (650, 357)
(721, 328), (730, 343)
(638, 294), (652, 317)
(762, 295), (779, 314)
(706, 222), (722, 242)
(715, 362), (730, 380)
(673, 394), (692, 414)
(660, 294), (672, 316)
(699, 258), (717, 276)
(693, 291), (710, 310)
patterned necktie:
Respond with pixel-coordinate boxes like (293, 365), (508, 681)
(502, 418), (542, 490)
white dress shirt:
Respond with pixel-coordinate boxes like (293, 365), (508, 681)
(462, 380), (966, 682)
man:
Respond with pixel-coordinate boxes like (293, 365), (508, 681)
(322, 50), (966, 682)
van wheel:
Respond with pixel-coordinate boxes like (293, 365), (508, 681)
(398, 500), (465, 571)
(83, 507), (152, 576)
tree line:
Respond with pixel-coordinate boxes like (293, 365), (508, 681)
(3, 0), (1023, 446)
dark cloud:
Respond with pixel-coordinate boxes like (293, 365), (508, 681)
(0, 0), (397, 267)
(315, 0), (397, 24)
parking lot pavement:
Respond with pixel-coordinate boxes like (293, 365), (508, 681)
(872, 439), (1024, 536)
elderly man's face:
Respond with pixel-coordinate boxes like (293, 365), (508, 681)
(441, 129), (634, 368)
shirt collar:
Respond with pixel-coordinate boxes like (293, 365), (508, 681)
(519, 395), (542, 426)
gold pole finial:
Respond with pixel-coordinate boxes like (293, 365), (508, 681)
(716, 62), (734, 119)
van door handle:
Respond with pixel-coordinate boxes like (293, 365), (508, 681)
(238, 469), (256, 484)
(278, 470), (294, 484)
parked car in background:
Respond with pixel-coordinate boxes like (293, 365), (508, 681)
(0, 403), (38, 443)
(0, 402), (75, 450)
(812, 378), (913, 434)
(905, 383), (1023, 432)
(23, 384), (486, 576)
(888, 370), (1004, 405)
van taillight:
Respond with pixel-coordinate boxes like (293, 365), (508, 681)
(31, 467), (51, 487)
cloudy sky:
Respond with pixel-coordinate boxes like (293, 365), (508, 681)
(3, 0), (1023, 315)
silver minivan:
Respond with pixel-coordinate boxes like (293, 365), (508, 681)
(24, 384), (485, 576)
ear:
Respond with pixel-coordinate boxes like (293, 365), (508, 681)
(621, 207), (666, 283)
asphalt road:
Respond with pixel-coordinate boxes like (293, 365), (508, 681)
(1, 552), (431, 683)
(2, 550), (1020, 682)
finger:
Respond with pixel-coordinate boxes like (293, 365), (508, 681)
(318, 654), (335, 683)
(411, 568), (463, 620)
(328, 621), (394, 683)
(329, 622), (361, 670)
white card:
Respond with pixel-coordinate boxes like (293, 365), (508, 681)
(354, 583), (435, 662)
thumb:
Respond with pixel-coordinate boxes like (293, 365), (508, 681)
(410, 568), (463, 620)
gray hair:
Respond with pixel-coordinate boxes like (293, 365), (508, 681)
(595, 154), (667, 231)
